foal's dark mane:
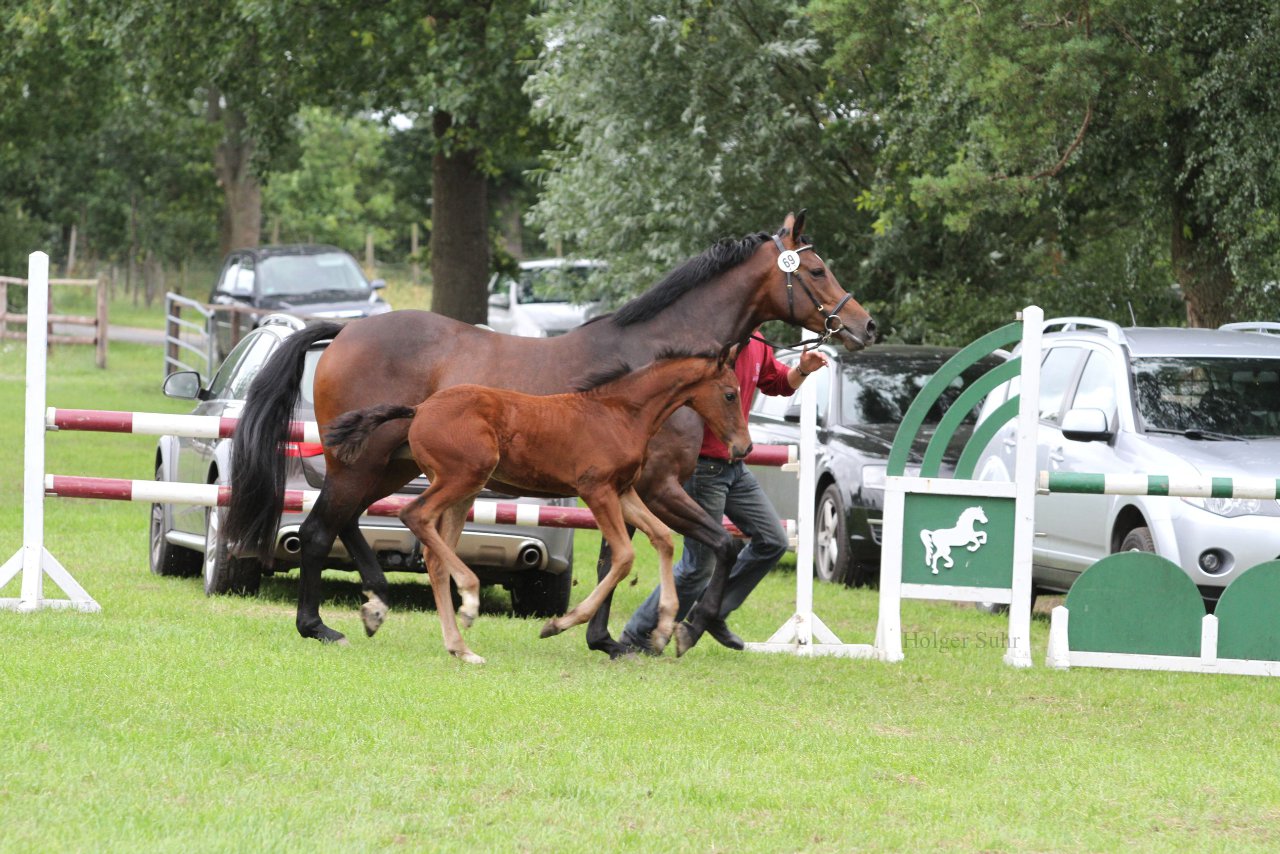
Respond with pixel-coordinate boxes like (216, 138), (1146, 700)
(607, 231), (773, 327)
(572, 346), (719, 393)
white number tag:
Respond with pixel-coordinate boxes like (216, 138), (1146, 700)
(777, 250), (801, 273)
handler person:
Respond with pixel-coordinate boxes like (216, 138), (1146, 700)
(620, 337), (829, 653)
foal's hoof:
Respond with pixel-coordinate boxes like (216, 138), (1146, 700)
(650, 629), (672, 656)
(675, 622), (703, 657)
(459, 609), (477, 630)
(451, 650), (486, 665)
(539, 619), (564, 639)
(361, 595), (389, 637)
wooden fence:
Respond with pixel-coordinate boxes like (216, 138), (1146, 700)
(0, 274), (109, 368)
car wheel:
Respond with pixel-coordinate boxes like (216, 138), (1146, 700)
(510, 569), (573, 618)
(1119, 526), (1156, 553)
(815, 485), (853, 585)
(149, 466), (201, 578)
(202, 503), (262, 596)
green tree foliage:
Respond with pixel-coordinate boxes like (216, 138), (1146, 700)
(263, 108), (411, 254)
(813, 0), (1280, 330)
(529, 0), (877, 307)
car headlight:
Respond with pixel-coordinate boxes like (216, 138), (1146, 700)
(1182, 496), (1280, 518)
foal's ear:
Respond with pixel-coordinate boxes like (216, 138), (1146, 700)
(717, 342), (740, 369)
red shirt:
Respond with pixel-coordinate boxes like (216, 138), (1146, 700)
(700, 337), (794, 460)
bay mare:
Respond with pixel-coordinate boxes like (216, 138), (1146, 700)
(322, 351), (752, 663)
(225, 212), (876, 654)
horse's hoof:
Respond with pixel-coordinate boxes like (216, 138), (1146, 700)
(675, 622), (701, 657)
(310, 626), (347, 645)
(539, 620), (563, 639)
(452, 650), (486, 665)
(361, 596), (388, 637)
(650, 629), (671, 655)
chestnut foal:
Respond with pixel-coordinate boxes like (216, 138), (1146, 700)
(323, 351), (752, 663)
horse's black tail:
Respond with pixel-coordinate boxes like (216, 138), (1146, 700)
(324, 404), (417, 465)
(225, 321), (346, 562)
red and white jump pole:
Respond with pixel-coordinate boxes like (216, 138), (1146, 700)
(1, 252), (100, 613)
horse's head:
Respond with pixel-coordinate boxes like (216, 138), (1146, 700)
(972, 506), (988, 524)
(768, 211), (876, 351)
(688, 348), (753, 462)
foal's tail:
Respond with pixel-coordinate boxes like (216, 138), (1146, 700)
(324, 404), (417, 465)
(225, 321), (346, 562)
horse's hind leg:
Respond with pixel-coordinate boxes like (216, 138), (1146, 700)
(618, 489), (677, 653)
(438, 501), (482, 628)
(400, 483), (487, 664)
(337, 521), (391, 637)
(295, 488), (353, 644)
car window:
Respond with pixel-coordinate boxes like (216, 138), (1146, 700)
(1069, 351), (1117, 420)
(207, 332), (276, 401)
(838, 352), (999, 427)
(231, 256), (255, 296)
(215, 259), (242, 296)
(1133, 356), (1280, 436)
(752, 385), (793, 420)
(1038, 347), (1086, 425)
(259, 252), (369, 301)
(518, 265), (597, 305)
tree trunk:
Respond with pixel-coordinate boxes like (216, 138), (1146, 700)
(429, 110), (490, 323)
(207, 89), (262, 255)
(1169, 126), (1234, 328)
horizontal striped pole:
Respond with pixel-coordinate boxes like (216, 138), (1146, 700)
(42, 474), (792, 540)
(1039, 471), (1280, 500)
(46, 408), (322, 444)
(44, 407), (796, 467)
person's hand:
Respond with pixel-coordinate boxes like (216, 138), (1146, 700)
(797, 350), (828, 377)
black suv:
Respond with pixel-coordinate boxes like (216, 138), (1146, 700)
(209, 245), (392, 358)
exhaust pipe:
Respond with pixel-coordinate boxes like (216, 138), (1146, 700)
(280, 534), (302, 555)
(517, 544), (544, 569)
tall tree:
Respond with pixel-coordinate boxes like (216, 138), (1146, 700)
(529, 0), (877, 304)
(352, 2), (542, 323)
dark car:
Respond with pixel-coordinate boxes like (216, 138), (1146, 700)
(748, 344), (1006, 586)
(151, 315), (576, 616)
(209, 244), (392, 359)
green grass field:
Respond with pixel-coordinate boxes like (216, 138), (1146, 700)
(2, 341), (1279, 852)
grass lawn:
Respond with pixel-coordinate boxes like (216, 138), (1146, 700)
(2, 340), (1279, 852)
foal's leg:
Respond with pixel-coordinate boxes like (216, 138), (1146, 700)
(540, 490), (636, 639)
(618, 489), (677, 654)
(438, 501), (482, 628)
(583, 529), (635, 659)
(401, 486), (487, 665)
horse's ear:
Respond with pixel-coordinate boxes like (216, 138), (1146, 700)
(779, 212), (797, 244)
(793, 209), (807, 242)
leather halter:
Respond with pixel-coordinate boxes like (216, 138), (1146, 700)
(770, 234), (854, 342)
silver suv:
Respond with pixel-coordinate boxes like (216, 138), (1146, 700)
(974, 318), (1280, 606)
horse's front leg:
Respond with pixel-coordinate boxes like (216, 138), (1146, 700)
(617, 489), (677, 653)
(541, 491), (635, 639)
(584, 529), (636, 659)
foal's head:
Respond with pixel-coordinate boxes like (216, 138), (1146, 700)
(687, 349), (753, 462)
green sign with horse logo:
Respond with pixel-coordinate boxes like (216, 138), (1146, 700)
(900, 494), (1015, 587)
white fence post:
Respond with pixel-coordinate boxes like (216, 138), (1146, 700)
(0, 251), (100, 613)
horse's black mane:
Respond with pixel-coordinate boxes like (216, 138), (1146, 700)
(572, 346), (721, 393)
(609, 231), (773, 327)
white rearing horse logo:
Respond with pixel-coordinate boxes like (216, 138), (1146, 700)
(920, 506), (988, 575)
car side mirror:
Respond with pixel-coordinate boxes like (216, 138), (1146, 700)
(1061, 407), (1112, 442)
(162, 370), (206, 401)
(369, 279), (387, 290)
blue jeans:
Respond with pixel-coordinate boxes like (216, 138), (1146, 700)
(623, 458), (787, 641)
